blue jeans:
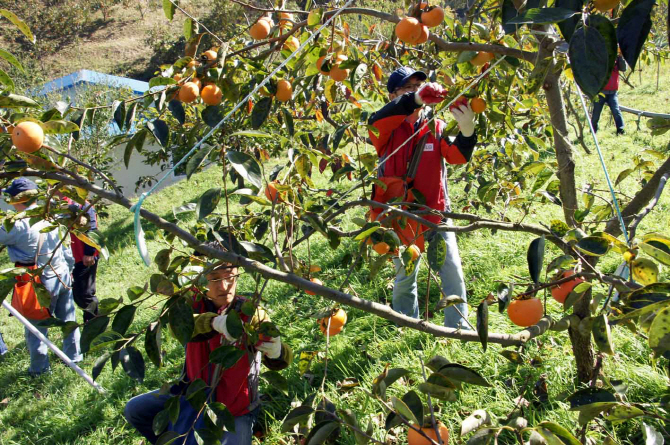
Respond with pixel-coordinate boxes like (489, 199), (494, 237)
(0, 332), (7, 356)
(591, 91), (624, 133)
(392, 228), (470, 329)
(124, 389), (258, 445)
(26, 270), (82, 374)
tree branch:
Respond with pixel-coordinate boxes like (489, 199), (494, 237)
(1, 169), (551, 347)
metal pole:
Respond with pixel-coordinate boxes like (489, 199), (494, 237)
(2, 301), (105, 394)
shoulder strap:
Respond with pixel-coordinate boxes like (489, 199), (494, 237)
(33, 232), (45, 265)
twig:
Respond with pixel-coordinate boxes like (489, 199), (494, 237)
(420, 358), (443, 445)
(628, 171), (670, 239)
(169, 0), (224, 44)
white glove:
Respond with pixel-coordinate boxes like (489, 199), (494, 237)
(451, 103), (475, 137)
(256, 336), (282, 359)
(211, 314), (236, 342)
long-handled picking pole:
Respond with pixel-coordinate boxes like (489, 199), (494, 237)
(2, 301), (105, 394)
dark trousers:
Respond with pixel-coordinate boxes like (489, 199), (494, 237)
(72, 259), (99, 323)
(591, 91), (624, 133)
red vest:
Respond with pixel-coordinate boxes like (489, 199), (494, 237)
(185, 298), (260, 416)
(604, 66), (619, 91)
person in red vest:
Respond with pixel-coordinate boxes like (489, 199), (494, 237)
(368, 66), (477, 329)
(124, 256), (292, 445)
(59, 194), (100, 323)
(591, 54), (627, 135)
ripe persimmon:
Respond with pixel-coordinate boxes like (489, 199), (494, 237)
(178, 82), (200, 103)
(276, 79), (293, 102)
(407, 244), (420, 261)
(201, 84), (223, 105)
(407, 422), (450, 445)
(283, 36), (300, 52)
(306, 278), (322, 296)
(191, 77), (203, 90)
(470, 97), (487, 113)
(470, 51), (495, 66)
(12, 122), (44, 153)
(373, 242), (390, 255)
(415, 25), (430, 44)
(265, 181), (280, 203)
(173, 73), (183, 83)
(507, 298), (543, 327)
(279, 12), (293, 27)
(316, 55), (332, 75)
(319, 308), (347, 336)
(203, 49), (218, 61)
(250, 20), (271, 40)
(396, 17), (422, 44)
(421, 6), (445, 28)
(551, 270), (584, 304)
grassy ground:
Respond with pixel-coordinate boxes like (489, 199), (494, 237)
(1, 63), (669, 445)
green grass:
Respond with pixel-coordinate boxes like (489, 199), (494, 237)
(1, 63), (670, 445)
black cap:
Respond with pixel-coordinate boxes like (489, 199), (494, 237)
(3, 177), (37, 197)
(387, 66), (427, 93)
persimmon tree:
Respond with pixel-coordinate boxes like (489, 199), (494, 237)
(1, 0), (669, 443)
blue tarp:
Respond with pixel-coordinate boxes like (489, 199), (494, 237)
(35, 69), (149, 97)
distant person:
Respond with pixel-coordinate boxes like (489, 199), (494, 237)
(591, 54), (628, 135)
(57, 192), (100, 323)
(0, 178), (82, 376)
(0, 332), (7, 358)
(124, 255), (292, 445)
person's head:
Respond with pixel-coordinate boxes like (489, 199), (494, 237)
(205, 263), (240, 309)
(387, 66), (427, 100)
(2, 177), (37, 211)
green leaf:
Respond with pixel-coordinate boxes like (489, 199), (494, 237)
(206, 402), (236, 432)
(147, 119), (170, 147)
(500, 349), (524, 364)
(226, 309), (244, 339)
(639, 240), (670, 266)
(152, 409), (170, 437)
(281, 108), (294, 136)
(527, 236), (545, 283)
(354, 222), (381, 241)
(125, 102), (138, 129)
(568, 387), (616, 409)
(390, 396), (419, 425)
(591, 314), (615, 355)
(168, 297), (194, 345)
(91, 352), (111, 381)
(507, 7), (578, 24)
(604, 404), (645, 422)
(0, 9), (35, 43)
(648, 305), (670, 358)
(437, 363), (490, 387)
(586, 15), (617, 86)
(120, 346), (145, 383)
(155, 431), (179, 445)
(281, 406), (314, 433)
(41, 120), (79, 134)
(568, 26), (610, 98)
(0, 92), (39, 108)
(111, 305), (136, 335)
(0, 278), (16, 306)
(307, 8), (323, 28)
(127, 285), (147, 301)
(112, 100), (126, 131)
(401, 390), (424, 427)
(251, 97), (272, 129)
(476, 301), (489, 352)
(196, 187), (221, 220)
(632, 258), (659, 285)
(261, 371), (288, 395)
(145, 321), (163, 368)
(617, 0), (654, 71)
(0, 68), (14, 91)
(149, 77), (177, 89)
(162, 0), (175, 20)
(427, 233), (446, 272)
(226, 150), (262, 189)
(201, 105), (223, 127)
(305, 421), (339, 445)
(229, 130), (273, 138)
(417, 382), (457, 401)
(183, 18), (197, 40)
(186, 145), (214, 179)
(555, 0), (585, 40)
(81, 316), (109, 354)
(167, 100), (185, 125)
(0, 49), (24, 73)
(209, 345), (246, 369)
(155, 249), (172, 274)
(575, 235), (610, 256)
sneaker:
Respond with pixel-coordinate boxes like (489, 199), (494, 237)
(616, 129), (625, 135)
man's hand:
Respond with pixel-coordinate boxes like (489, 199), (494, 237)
(256, 335), (282, 359)
(82, 255), (96, 267)
(211, 314), (237, 342)
(415, 82), (447, 106)
(451, 103), (476, 137)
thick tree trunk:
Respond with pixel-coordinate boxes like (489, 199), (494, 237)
(542, 38), (594, 382)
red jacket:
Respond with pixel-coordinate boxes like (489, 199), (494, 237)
(185, 297), (289, 417)
(63, 197), (98, 263)
(368, 93), (476, 225)
(604, 56), (627, 92)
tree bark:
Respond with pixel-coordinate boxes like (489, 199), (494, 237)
(567, 287), (596, 383)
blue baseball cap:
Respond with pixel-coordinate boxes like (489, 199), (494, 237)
(3, 177), (37, 197)
(387, 66), (427, 93)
